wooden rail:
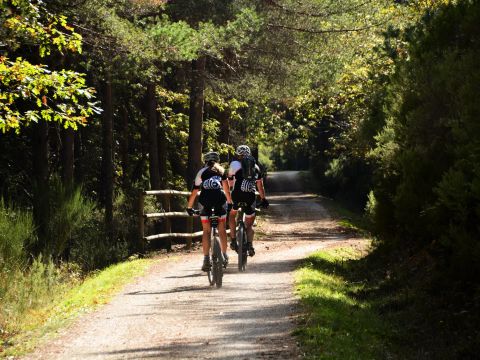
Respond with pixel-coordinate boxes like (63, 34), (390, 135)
(138, 189), (195, 254)
(138, 189), (259, 254)
(144, 190), (190, 196)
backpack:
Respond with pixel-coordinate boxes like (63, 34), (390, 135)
(241, 155), (257, 181)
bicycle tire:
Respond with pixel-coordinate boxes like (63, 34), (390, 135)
(213, 235), (223, 288)
(207, 264), (214, 286)
(242, 225), (248, 271)
(237, 223), (244, 271)
(207, 232), (214, 286)
(238, 223), (248, 272)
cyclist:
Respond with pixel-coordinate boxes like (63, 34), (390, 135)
(186, 152), (233, 271)
(228, 145), (269, 256)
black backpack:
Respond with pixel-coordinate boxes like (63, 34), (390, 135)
(241, 155), (257, 181)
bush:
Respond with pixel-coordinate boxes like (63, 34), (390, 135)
(0, 255), (73, 335)
(369, 0), (480, 279)
(320, 156), (372, 211)
(38, 178), (96, 261)
(69, 190), (132, 272)
(0, 200), (35, 271)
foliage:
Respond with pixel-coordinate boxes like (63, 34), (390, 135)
(0, 57), (99, 132)
(1, 0), (83, 56)
(40, 179), (96, 261)
(297, 236), (480, 360)
(0, 199), (35, 271)
(0, 0), (99, 132)
(0, 256), (66, 339)
(1, 256), (154, 357)
(368, 0), (480, 280)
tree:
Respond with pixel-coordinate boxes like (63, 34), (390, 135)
(0, 1), (98, 132)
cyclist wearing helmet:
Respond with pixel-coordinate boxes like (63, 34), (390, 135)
(228, 145), (269, 256)
(187, 151), (233, 271)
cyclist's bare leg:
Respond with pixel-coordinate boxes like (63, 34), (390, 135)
(228, 210), (237, 240)
(218, 220), (228, 253)
(201, 221), (212, 256)
(245, 214), (255, 244)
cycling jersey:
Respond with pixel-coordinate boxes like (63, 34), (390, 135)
(193, 166), (227, 220)
(228, 160), (263, 193)
(228, 160), (263, 216)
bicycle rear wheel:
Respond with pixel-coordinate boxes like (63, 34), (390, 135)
(242, 227), (248, 271)
(207, 260), (214, 286)
(207, 232), (215, 286)
(237, 223), (247, 272)
(212, 235), (223, 288)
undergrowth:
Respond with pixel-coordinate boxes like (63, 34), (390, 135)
(295, 195), (480, 359)
(0, 257), (154, 357)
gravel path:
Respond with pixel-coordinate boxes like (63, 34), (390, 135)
(23, 172), (364, 360)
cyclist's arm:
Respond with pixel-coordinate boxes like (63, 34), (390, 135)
(222, 180), (233, 204)
(227, 162), (235, 189)
(187, 188), (199, 208)
(188, 169), (203, 208)
(256, 178), (266, 200)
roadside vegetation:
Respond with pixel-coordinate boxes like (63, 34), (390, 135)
(296, 200), (479, 359)
(295, 245), (388, 360)
(0, 253), (154, 357)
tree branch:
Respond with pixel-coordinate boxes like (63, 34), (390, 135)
(266, 21), (387, 35)
(264, 0), (373, 19)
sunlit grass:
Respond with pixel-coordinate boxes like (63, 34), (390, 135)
(1, 257), (155, 357)
(295, 247), (390, 359)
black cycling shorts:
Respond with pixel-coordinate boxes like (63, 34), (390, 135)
(198, 202), (227, 222)
(231, 190), (256, 216)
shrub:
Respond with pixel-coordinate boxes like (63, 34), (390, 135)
(368, 0), (480, 279)
(43, 178), (96, 261)
(0, 200), (35, 271)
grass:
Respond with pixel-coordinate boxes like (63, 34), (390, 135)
(294, 245), (393, 359)
(1, 257), (156, 358)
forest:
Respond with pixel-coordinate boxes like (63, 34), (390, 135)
(1, 0), (479, 358)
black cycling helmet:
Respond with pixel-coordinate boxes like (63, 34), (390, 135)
(235, 145), (251, 156)
(203, 151), (220, 163)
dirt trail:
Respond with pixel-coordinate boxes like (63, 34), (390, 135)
(23, 172), (365, 360)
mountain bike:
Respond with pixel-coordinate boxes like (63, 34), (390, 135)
(193, 209), (224, 288)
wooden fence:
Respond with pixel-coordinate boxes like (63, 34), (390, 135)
(138, 189), (259, 254)
(138, 189), (198, 254)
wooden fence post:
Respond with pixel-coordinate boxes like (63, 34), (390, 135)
(138, 191), (145, 255)
(164, 194), (172, 251)
(186, 217), (193, 250)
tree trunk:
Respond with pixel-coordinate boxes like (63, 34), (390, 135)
(146, 83), (161, 190)
(32, 120), (49, 255)
(187, 56), (206, 186)
(102, 75), (114, 233)
(120, 105), (129, 188)
(157, 111), (168, 187)
(61, 127), (74, 187)
(74, 128), (83, 184)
